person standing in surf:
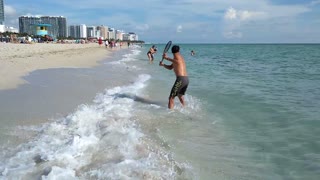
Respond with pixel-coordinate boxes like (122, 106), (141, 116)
(147, 45), (157, 63)
(160, 45), (189, 109)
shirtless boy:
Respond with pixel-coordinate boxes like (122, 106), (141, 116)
(160, 45), (189, 109)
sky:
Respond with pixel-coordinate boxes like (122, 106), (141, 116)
(3, 0), (320, 43)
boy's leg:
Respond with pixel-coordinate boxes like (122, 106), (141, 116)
(168, 97), (175, 109)
(178, 95), (185, 107)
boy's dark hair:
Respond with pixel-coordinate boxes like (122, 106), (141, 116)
(171, 45), (180, 54)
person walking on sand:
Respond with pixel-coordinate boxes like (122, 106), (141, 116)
(160, 45), (189, 109)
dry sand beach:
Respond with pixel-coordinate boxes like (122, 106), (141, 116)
(0, 43), (110, 90)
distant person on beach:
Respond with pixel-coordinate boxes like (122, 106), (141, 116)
(160, 45), (189, 109)
(191, 50), (195, 56)
(105, 40), (109, 48)
(147, 45), (157, 63)
(98, 38), (103, 46)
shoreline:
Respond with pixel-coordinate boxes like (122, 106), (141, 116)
(0, 43), (111, 90)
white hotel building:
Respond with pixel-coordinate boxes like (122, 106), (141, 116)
(68, 24), (87, 38)
(68, 24), (138, 41)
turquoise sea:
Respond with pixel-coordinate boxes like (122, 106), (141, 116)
(0, 44), (319, 179)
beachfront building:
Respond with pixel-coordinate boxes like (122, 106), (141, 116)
(57, 17), (67, 38)
(96, 29), (101, 39)
(87, 26), (97, 38)
(108, 27), (115, 40)
(97, 25), (108, 39)
(116, 30), (124, 41)
(19, 16), (67, 38)
(123, 32), (138, 41)
(68, 25), (80, 38)
(68, 24), (87, 39)
(0, 0), (4, 25)
(0, 0), (4, 32)
(79, 24), (87, 38)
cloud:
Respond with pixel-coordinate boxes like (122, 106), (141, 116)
(176, 25), (182, 33)
(3, 0), (319, 42)
(3, 5), (18, 27)
(4, 5), (16, 16)
(224, 7), (237, 20)
(224, 7), (265, 21)
(222, 3), (310, 40)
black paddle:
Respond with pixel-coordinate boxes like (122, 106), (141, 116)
(160, 41), (172, 63)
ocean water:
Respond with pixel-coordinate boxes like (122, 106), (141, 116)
(0, 44), (319, 179)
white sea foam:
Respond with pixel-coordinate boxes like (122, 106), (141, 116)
(0, 74), (187, 179)
(108, 49), (142, 72)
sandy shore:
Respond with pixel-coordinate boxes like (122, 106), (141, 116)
(0, 43), (110, 90)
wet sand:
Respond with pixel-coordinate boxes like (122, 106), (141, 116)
(0, 42), (118, 147)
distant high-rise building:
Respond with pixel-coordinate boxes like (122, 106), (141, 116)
(79, 24), (87, 38)
(57, 17), (67, 38)
(0, 0), (4, 25)
(19, 16), (67, 38)
(68, 25), (76, 38)
(108, 27), (115, 40)
(116, 30), (124, 41)
(97, 25), (108, 39)
(87, 26), (97, 38)
(68, 25), (79, 38)
(68, 24), (87, 38)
